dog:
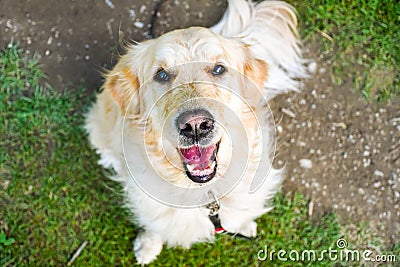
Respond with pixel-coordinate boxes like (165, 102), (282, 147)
(85, 0), (306, 264)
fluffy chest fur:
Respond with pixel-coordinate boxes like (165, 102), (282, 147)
(85, 0), (306, 264)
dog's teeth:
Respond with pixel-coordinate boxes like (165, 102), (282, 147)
(186, 164), (195, 172)
(210, 161), (216, 169)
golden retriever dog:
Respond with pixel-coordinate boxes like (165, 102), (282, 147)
(85, 0), (306, 264)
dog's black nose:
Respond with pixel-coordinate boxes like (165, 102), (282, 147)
(176, 109), (214, 142)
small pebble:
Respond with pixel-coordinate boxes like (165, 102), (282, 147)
(139, 5), (146, 13)
(299, 159), (313, 169)
(105, 0), (115, 9)
(134, 21), (144, 28)
(129, 9), (136, 19)
(308, 61), (317, 73)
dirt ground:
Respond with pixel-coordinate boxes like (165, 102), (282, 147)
(1, 0), (399, 246)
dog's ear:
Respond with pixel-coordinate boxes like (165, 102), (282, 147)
(103, 56), (140, 115)
(241, 48), (268, 107)
(244, 57), (268, 90)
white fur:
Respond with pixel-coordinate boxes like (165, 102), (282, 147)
(133, 231), (163, 265)
(85, 0), (305, 264)
(212, 0), (308, 100)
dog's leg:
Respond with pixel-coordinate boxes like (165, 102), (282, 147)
(238, 221), (258, 238)
(133, 230), (163, 265)
(222, 217), (258, 238)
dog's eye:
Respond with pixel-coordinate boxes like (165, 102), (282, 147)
(154, 68), (170, 83)
(212, 64), (226, 76)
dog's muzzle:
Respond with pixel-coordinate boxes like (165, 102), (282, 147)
(176, 109), (219, 183)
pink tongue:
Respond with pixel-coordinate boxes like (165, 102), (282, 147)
(180, 145), (216, 165)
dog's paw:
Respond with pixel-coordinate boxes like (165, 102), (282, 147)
(97, 150), (121, 171)
(238, 221), (257, 238)
(133, 231), (163, 265)
(222, 220), (258, 238)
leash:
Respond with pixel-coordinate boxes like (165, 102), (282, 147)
(206, 191), (253, 240)
(148, 0), (164, 39)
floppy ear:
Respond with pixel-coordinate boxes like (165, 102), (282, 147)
(244, 57), (268, 90)
(103, 56), (140, 115)
(241, 48), (268, 107)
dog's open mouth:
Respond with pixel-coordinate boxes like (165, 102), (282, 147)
(179, 143), (219, 183)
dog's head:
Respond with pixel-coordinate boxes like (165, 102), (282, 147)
(105, 27), (268, 185)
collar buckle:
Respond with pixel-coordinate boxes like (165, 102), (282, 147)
(206, 191), (220, 216)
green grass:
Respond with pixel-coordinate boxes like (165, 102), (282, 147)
(290, 0), (400, 101)
(2, 2), (399, 265)
(1, 45), (344, 266)
(0, 45), (135, 266)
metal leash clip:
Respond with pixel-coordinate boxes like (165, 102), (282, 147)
(206, 191), (220, 216)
